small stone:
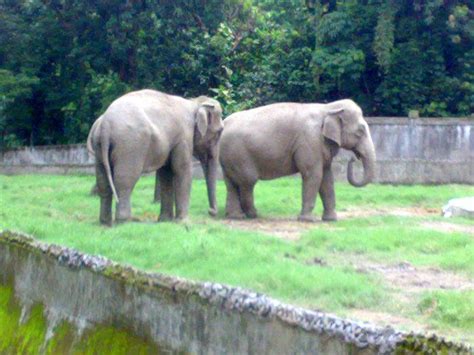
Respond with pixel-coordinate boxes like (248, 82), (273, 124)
(442, 197), (474, 219)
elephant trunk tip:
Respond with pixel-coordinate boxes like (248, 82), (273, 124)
(347, 156), (373, 187)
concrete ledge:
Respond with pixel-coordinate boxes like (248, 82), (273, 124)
(2, 158), (473, 185)
(0, 164), (95, 175)
(0, 230), (471, 354)
(365, 117), (474, 126)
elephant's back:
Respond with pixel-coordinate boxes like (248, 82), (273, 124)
(222, 103), (308, 144)
(102, 90), (193, 173)
(112, 89), (191, 108)
(224, 102), (322, 129)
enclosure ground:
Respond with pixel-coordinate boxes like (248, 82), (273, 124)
(0, 174), (473, 345)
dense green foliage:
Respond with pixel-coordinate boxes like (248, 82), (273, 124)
(0, 1), (472, 147)
(1, 175), (473, 342)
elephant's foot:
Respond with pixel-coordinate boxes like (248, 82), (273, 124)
(225, 210), (246, 220)
(322, 210), (337, 222)
(116, 209), (132, 224)
(297, 213), (317, 223)
(100, 218), (113, 227)
(116, 217), (132, 224)
(158, 214), (174, 222)
(244, 209), (258, 219)
(172, 214), (190, 225)
(174, 209), (189, 221)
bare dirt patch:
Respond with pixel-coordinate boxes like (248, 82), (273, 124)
(355, 261), (474, 293)
(222, 207), (443, 240)
(339, 206), (439, 219)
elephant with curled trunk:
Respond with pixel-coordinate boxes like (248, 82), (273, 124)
(89, 89), (223, 225)
(219, 99), (376, 222)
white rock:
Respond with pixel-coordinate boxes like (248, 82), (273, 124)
(442, 197), (474, 219)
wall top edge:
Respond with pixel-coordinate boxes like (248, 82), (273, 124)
(1, 143), (86, 152)
(365, 117), (474, 125)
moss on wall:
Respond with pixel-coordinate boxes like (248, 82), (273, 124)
(0, 285), (47, 353)
(0, 284), (164, 354)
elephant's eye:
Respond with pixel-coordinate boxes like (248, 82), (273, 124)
(356, 124), (365, 137)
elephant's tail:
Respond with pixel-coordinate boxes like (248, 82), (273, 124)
(100, 123), (119, 203)
(87, 115), (103, 156)
(86, 130), (95, 157)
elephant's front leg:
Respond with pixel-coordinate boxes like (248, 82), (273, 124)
(320, 167), (337, 221)
(158, 167), (174, 221)
(171, 144), (192, 220)
(298, 168), (323, 222)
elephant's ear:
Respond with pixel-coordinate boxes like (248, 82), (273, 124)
(322, 108), (344, 146)
(196, 106), (209, 136)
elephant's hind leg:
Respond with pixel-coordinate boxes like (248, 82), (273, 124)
(113, 162), (142, 223)
(239, 183), (258, 219)
(96, 162), (113, 226)
(224, 175), (245, 219)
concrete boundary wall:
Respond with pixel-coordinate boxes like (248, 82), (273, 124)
(1, 117), (473, 184)
(0, 230), (471, 354)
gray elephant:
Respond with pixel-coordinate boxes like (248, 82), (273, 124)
(89, 89), (223, 225)
(87, 116), (161, 202)
(219, 99), (376, 222)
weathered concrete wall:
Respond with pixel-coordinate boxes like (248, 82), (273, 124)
(1, 230), (471, 354)
(1, 143), (93, 166)
(1, 117), (473, 184)
(335, 117), (474, 184)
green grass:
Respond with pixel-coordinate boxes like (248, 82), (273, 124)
(298, 216), (474, 275)
(418, 290), (474, 332)
(1, 174), (473, 343)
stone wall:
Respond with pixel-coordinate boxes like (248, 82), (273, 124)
(1, 230), (470, 354)
(1, 117), (473, 184)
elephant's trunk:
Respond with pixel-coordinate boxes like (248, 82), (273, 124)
(347, 138), (376, 187)
(202, 155), (218, 216)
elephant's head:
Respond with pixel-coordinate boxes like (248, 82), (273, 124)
(192, 96), (224, 216)
(322, 99), (376, 187)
